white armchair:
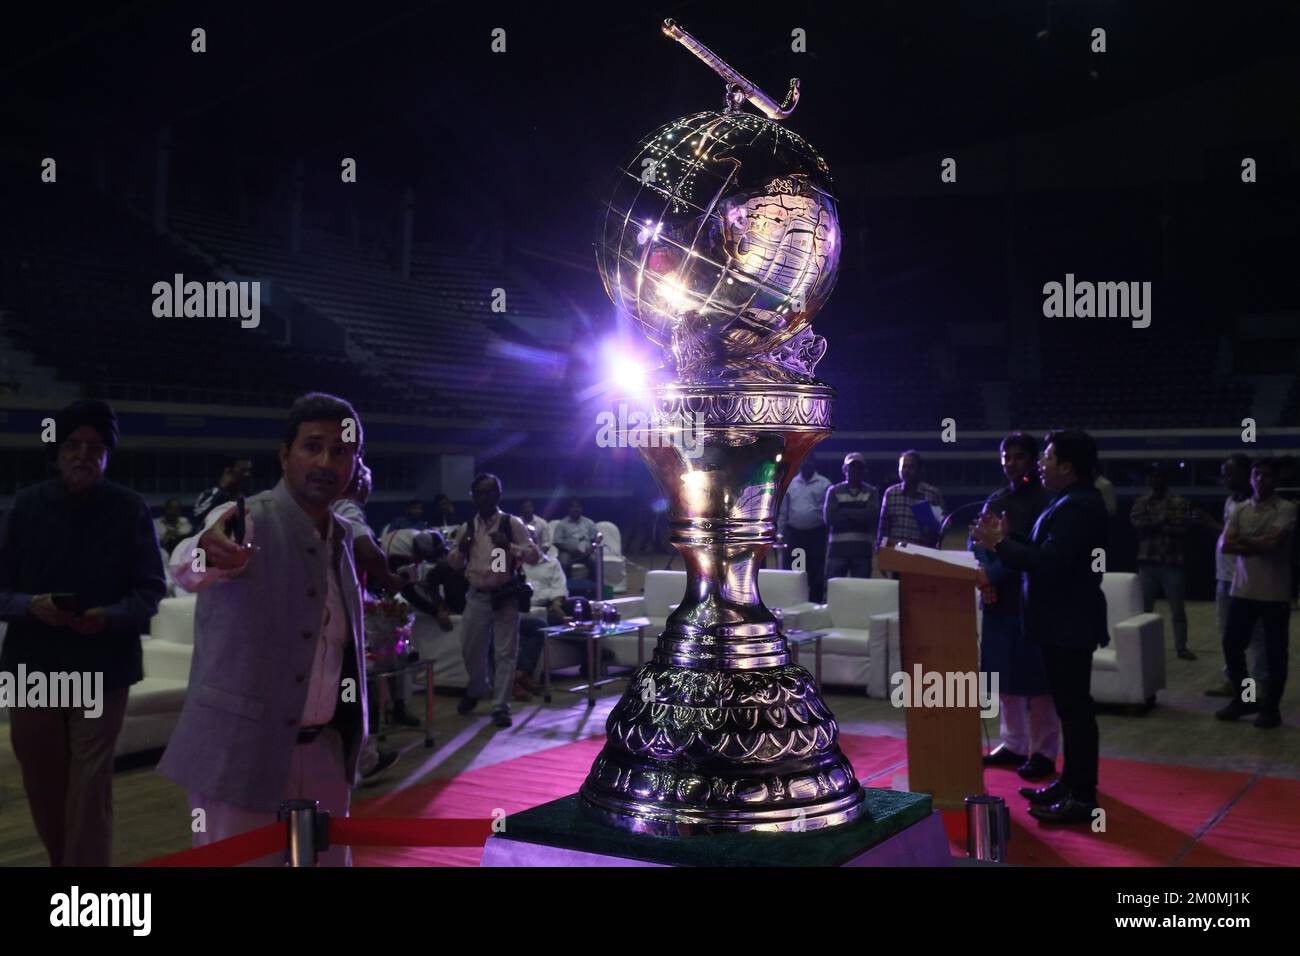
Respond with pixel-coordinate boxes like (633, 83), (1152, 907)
(788, 577), (900, 695)
(606, 569), (685, 666)
(756, 569), (819, 627)
(118, 594), (195, 756)
(1092, 571), (1166, 707)
(595, 520), (628, 594)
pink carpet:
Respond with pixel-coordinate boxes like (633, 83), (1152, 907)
(351, 734), (1300, 867)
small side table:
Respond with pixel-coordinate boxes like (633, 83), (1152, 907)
(541, 617), (651, 707)
(371, 658), (436, 748)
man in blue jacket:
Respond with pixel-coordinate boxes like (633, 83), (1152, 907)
(971, 433), (1057, 782)
(973, 429), (1109, 825)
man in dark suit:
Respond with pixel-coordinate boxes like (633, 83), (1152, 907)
(972, 429), (1108, 825)
(0, 399), (166, 865)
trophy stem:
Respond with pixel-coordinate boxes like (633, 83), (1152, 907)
(579, 379), (865, 833)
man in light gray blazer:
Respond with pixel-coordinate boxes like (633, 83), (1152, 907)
(159, 393), (368, 866)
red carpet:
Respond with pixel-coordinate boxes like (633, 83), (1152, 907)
(351, 734), (1300, 867)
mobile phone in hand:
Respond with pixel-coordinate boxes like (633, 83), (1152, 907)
(51, 593), (95, 614)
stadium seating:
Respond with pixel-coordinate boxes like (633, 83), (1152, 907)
(0, 187), (413, 412)
(164, 204), (571, 425)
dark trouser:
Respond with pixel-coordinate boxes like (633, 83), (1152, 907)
(461, 589), (520, 714)
(9, 685), (130, 867)
(1216, 580), (1267, 682)
(1138, 562), (1188, 651)
(1223, 597), (1291, 711)
(1039, 643), (1099, 804)
(428, 561), (468, 614)
(557, 550), (585, 576)
(785, 525), (829, 602)
(518, 617), (545, 675)
(826, 548), (873, 581)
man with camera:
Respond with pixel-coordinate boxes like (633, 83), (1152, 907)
(447, 473), (540, 728)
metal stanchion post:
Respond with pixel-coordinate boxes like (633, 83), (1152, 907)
(424, 661), (435, 748)
(592, 532), (607, 684)
(964, 794), (1010, 863)
(279, 799), (331, 867)
(592, 531), (605, 600)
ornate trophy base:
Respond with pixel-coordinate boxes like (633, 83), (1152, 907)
(580, 662), (865, 834)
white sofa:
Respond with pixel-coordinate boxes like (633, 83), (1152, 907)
(1092, 571), (1166, 706)
(116, 592), (586, 755)
(117, 595), (195, 756)
(794, 578), (901, 695)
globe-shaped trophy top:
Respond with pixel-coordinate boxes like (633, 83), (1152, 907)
(596, 110), (840, 370)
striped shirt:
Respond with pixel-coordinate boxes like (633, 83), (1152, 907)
(825, 481), (879, 558)
(1130, 493), (1190, 566)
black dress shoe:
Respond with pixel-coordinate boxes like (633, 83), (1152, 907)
(1019, 779), (1069, 805)
(1017, 753), (1057, 781)
(1254, 708), (1282, 729)
(491, 709), (513, 728)
(1214, 699), (1260, 721)
(456, 695), (479, 715)
(361, 750), (400, 781)
(1176, 648), (1199, 661)
(982, 744), (1027, 768)
(1029, 796), (1098, 825)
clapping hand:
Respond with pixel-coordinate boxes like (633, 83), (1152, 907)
(970, 511), (1009, 550)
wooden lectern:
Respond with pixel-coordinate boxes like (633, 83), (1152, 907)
(877, 542), (985, 812)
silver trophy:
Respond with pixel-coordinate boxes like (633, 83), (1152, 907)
(581, 20), (864, 834)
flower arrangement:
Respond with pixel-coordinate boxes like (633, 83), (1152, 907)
(363, 593), (417, 667)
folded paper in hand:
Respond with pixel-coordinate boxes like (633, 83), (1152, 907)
(910, 500), (944, 536)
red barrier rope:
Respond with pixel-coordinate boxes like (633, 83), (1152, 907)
(136, 817), (497, 867)
(136, 824), (284, 868)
